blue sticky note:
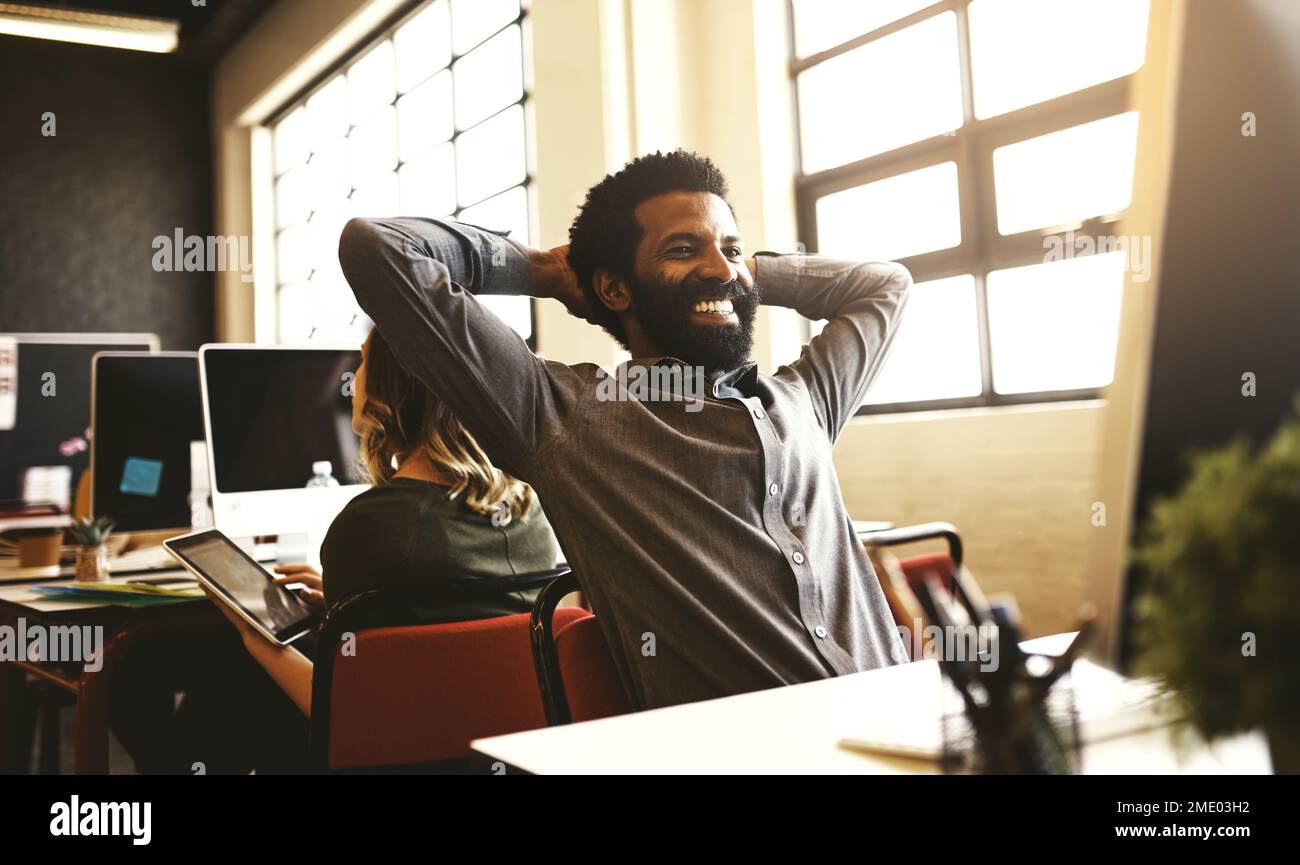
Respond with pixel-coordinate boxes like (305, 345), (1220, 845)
(120, 457), (164, 497)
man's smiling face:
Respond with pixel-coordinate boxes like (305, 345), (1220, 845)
(623, 190), (761, 375)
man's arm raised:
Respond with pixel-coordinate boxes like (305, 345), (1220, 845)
(757, 252), (912, 443)
(338, 216), (585, 478)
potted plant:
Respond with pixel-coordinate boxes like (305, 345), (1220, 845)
(68, 516), (116, 583)
(1131, 401), (1300, 774)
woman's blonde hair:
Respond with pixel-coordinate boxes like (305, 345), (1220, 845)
(357, 330), (535, 519)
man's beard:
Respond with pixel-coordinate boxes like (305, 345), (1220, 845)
(626, 274), (762, 376)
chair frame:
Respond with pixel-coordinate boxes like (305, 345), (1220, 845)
(528, 569), (584, 727)
(856, 520), (963, 571)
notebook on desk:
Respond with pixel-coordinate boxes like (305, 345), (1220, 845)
(838, 659), (1182, 761)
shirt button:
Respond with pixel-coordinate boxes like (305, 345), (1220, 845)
(792, 551), (805, 565)
(814, 626), (828, 639)
(753, 408), (765, 419)
(768, 483), (779, 496)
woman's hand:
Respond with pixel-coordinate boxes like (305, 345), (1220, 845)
(199, 583), (261, 648)
(272, 564), (326, 618)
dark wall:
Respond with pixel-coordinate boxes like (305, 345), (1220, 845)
(1134, 0), (1300, 514)
(0, 35), (213, 350)
(1122, 0), (1300, 662)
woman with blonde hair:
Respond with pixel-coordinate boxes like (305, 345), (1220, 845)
(204, 327), (560, 724)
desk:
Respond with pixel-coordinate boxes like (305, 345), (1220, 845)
(0, 580), (222, 774)
(471, 634), (1272, 774)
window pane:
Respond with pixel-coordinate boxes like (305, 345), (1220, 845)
(797, 13), (962, 173)
(455, 104), (525, 207)
(475, 295), (533, 342)
(307, 137), (351, 210)
(399, 142), (457, 217)
(349, 106), (398, 188)
(276, 223), (312, 285)
(308, 272), (369, 343)
(458, 184), (529, 246)
(275, 167), (311, 229)
(277, 283), (313, 342)
(987, 251), (1125, 394)
(306, 77), (349, 143)
(792, 0), (938, 58)
(993, 112), (1139, 235)
(453, 24), (523, 131)
(862, 275), (982, 405)
(307, 203), (352, 283)
(394, 0), (451, 93)
(970, 0), (1149, 119)
(348, 41), (396, 125)
(450, 0), (518, 56)
(350, 172), (399, 218)
(397, 70), (453, 162)
(273, 106), (309, 176)
(815, 162), (960, 262)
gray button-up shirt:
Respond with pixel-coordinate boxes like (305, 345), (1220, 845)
(339, 216), (912, 710)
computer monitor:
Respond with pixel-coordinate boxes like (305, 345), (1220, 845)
(198, 344), (366, 546)
(90, 352), (204, 534)
(0, 333), (158, 509)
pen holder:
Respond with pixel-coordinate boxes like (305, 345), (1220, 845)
(912, 566), (1093, 775)
(939, 661), (1082, 774)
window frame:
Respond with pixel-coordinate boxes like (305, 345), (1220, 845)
(788, 0), (1143, 415)
(264, 0), (537, 349)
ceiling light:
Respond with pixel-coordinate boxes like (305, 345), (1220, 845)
(0, 3), (179, 53)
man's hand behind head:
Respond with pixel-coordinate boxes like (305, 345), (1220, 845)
(530, 243), (600, 325)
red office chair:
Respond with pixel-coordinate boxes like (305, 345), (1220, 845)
(530, 571), (633, 726)
(857, 521), (962, 589)
(310, 568), (584, 771)
(858, 521), (964, 657)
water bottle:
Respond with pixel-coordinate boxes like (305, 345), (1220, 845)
(303, 461), (339, 571)
(305, 460), (340, 488)
(189, 440), (213, 529)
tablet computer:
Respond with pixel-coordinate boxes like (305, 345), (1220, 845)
(164, 528), (314, 645)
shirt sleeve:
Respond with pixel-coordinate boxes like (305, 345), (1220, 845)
(338, 216), (584, 478)
(758, 253), (912, 442)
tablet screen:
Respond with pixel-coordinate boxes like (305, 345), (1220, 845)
(167, 530), (313, 642)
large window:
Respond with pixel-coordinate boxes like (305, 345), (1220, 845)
(269, 0), (533, 346)
(790, 0), (1150, 412)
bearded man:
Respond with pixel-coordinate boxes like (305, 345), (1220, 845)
(339, 149), (912, 710)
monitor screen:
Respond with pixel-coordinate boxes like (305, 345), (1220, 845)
(0, 335), (156, 505)
(92, 353), (203, 532)
(202, 347), (363, 493)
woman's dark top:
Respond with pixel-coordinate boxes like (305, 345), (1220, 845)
(319, 477), (560, 624)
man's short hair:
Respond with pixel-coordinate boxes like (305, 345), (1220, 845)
(567, 149), (733, 348)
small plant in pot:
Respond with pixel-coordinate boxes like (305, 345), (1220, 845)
(1130, 401), (1300, 774)
(68, 516), (116, 583)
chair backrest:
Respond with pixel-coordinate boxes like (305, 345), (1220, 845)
(860, 523), (963, 659)
(530, 571), (634, 725)
(310, 568), (577, 770)
(553, 614), (632, 723)
(897, 552), (957, 596)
